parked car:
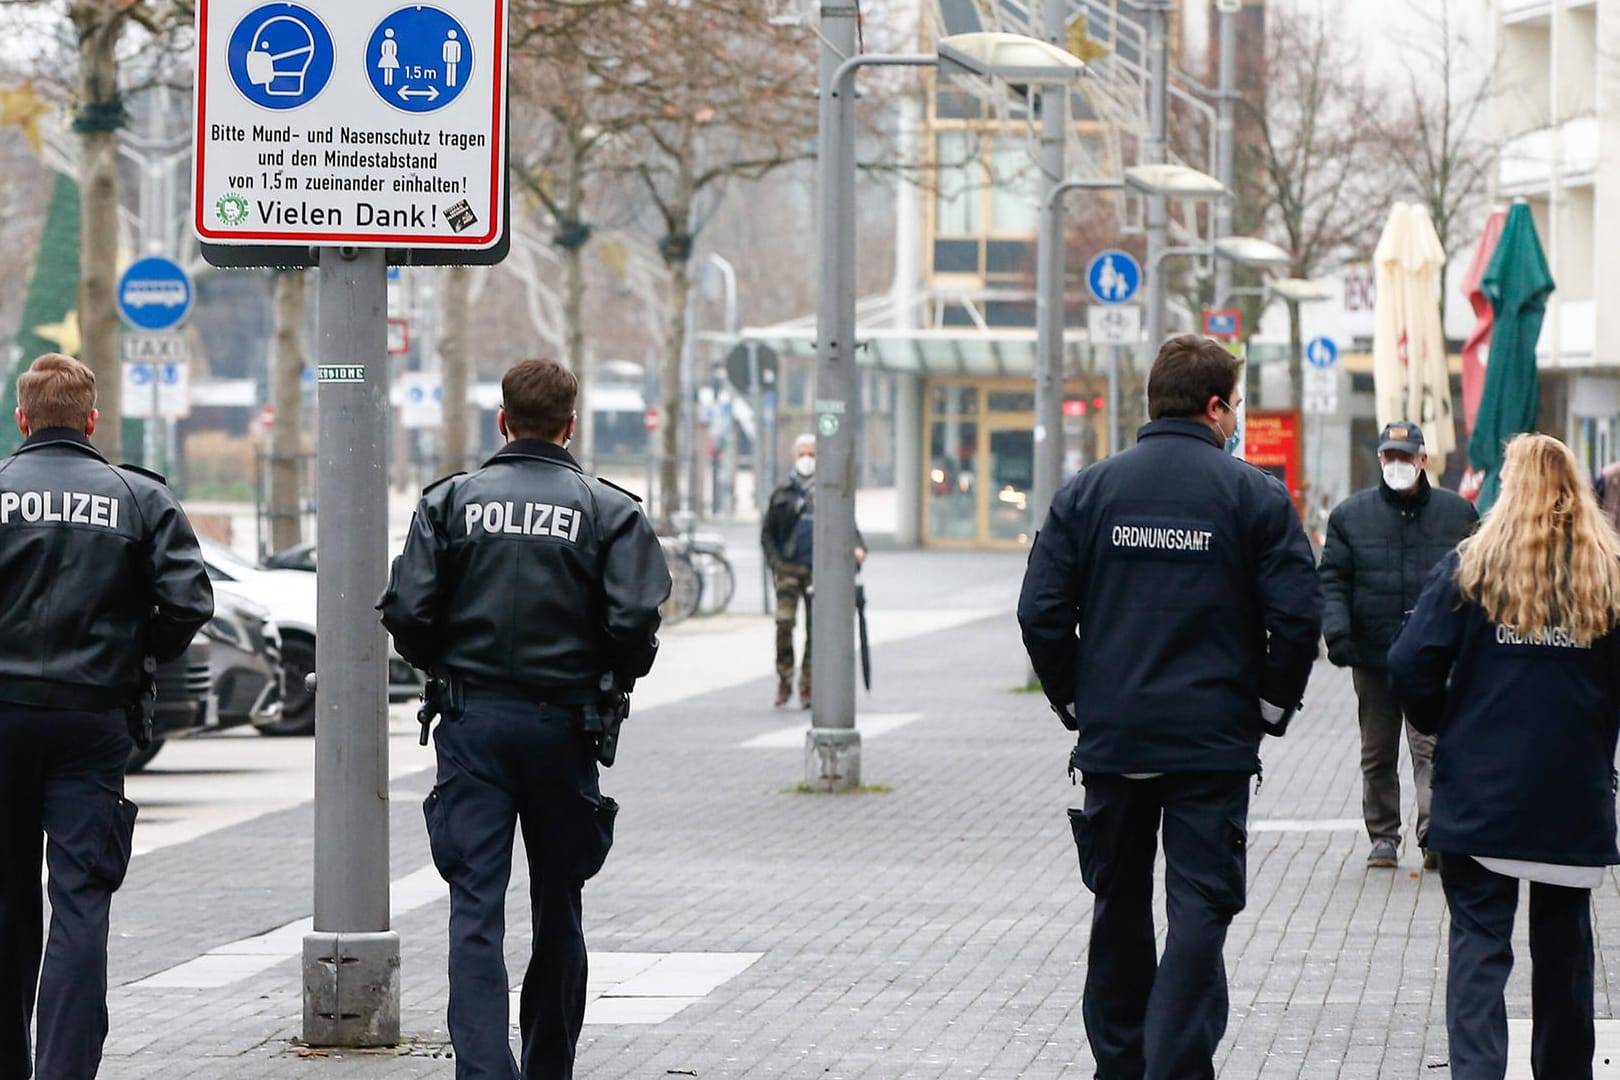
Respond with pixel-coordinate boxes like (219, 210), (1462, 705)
(209, 587), (285, 731)
(197, 539), (422, 736)
(263, 542), (316, 573)
(128, 638), (215, 773)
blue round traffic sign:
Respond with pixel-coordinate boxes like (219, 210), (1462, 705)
(228, 3), (335, 111)
(367, 7), (473, 114)
(118, 257), (193, 331)
(1306, 337), (1339, 368)
(1087, 250), (1140, 304)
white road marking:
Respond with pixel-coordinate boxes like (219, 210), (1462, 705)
(740, 712), (923, 749)
(1248, 818), (1366, 833)
(128, 865), (444, 990)
(507, 951), (764, 1027)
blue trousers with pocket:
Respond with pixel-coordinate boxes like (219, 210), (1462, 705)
(0, 705), (137, 1080)
(425, 695), (617, 1080)
(1440, 853), (1594, 1080)
(1069, 771), (1250, 1080)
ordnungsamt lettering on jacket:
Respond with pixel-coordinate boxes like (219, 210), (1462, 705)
(464, 500), (582, 542)
(1494, 625), (1592, 650)
(1110, 522), (1214, 553)
(0, 489), (122, 529)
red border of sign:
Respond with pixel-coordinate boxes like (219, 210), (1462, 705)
(193, 0), (506, 249)
(387, 317), (410, 354)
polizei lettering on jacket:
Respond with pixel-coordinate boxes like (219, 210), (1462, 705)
(1494, 625), (1592, 650)
(464, 501), (582, 542)
(0, 490), (120, 529)
(1110, 522), (1214, 553)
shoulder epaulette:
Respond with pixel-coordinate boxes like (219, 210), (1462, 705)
(421, 471), (466, 496)
(118, 462), (167, 486)
(595, 476), (643, 503)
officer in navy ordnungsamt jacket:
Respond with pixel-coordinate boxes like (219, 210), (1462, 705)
(1018, 335), (1322, 1080)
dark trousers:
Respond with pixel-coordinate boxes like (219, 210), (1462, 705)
(1069, 771), (1250, 1080)
(425, 695), (616, 1080)
(1351, 667), (1434, 846)
(1440, 854), (1594, 1080)
(0, 706), (136, 1080)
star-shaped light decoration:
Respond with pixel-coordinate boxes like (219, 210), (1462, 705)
(33, 310), (81, 356)
(0, 81), (51, 154)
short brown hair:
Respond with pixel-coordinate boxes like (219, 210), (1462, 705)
(1146, 335), (1243, 420)
(18, 353), (96, 430)
(501, 358), (577, 440)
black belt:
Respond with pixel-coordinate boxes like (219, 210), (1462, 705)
(461, 676), (597, 707)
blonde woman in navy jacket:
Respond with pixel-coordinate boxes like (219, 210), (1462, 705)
(1389, 433), (1620, 1080)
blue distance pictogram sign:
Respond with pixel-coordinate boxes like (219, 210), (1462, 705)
(367, 6), (473, 114)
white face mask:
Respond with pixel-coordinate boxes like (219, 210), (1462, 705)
(794, 456), (816, 479)
(1382, 460), (1420, 491)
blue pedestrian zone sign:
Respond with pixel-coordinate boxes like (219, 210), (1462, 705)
(1306, 337), (1339, 368)
(228, 3), (335, 110)
(367, 6), (472, 114)
(117, 257), (193, 331)
(1087, 250), (1140, 305)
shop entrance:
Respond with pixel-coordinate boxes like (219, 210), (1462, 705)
(923, 376), (1112, 548)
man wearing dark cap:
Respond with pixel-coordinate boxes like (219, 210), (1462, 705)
(1319, 421), (1478, 869)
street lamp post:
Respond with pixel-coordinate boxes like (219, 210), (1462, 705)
(810, 29), (1084, 790)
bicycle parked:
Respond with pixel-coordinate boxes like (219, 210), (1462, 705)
(657, 511), (736, 626)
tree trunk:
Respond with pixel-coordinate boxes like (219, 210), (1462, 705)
(658, 257), (691, 529)
(74, 5), (124, 457)
(269, 270), (307, 553)
(563, 240), (589, 470)
(439, 265), (471, 475)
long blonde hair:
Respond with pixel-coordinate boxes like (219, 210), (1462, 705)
(1456, 433), (1620, 644)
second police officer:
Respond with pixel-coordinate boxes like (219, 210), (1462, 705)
(380, 358), (671, 1080)
(1018, 335), (1322, 1080)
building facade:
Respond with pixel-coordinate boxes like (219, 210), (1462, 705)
(1494, 0), (1620, 471)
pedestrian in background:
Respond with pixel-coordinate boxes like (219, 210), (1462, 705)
(0, 354), (213, 1080)
(380, 358), (670, 1080)
(760, 434), (864, 709)
(1389, 433), (1620, 1080)
(1018, 335), (1322, 1080)
(1318, 421), (1477, 870)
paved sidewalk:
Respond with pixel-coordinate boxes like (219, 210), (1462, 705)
(99, 607), (1620, 1078)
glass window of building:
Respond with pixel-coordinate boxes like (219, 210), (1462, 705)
(934, 131), (982, 236)
(988, 136), (1037, 235)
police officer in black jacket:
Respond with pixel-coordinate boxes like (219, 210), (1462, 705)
(0, 354), (213, 1080)
(379, 357), (670, 1080)
(1018, 335), (1322, 1080)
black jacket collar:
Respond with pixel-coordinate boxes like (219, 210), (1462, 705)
(484, 438), (581, 472)
(14, 428), (106, 460)
(1380, 472), (1432, 513)
(1137, 417), (1223, 448)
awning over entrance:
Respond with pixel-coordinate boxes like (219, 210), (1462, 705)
(700, 327), (1094, 378)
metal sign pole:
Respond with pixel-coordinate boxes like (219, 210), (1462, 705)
(302, 246), (398, 1046)
(808, 2), (861, 790)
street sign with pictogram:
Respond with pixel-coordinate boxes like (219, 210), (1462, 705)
(193, 0), (509, 253)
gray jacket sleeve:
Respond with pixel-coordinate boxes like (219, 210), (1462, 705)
(598, 493), (672, 684)
(378, 491), (450, 669)
(144, 491), (215, 662)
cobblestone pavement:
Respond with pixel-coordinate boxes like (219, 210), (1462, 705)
(97, 603), (1620, 1078)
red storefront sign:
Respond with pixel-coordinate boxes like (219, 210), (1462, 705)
(1244, 408), (1305, 519)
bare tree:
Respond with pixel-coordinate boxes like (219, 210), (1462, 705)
(438, 265), (472, 473)
(1367, 0), (1495, 328)
(267, 269), (305, 553)
(1241, 4), (1388, 407)
(507, 1), (648, 470)
(617, 0), (816, 523)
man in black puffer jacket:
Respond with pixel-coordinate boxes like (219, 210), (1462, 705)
(1319, 421), (1477, 871)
